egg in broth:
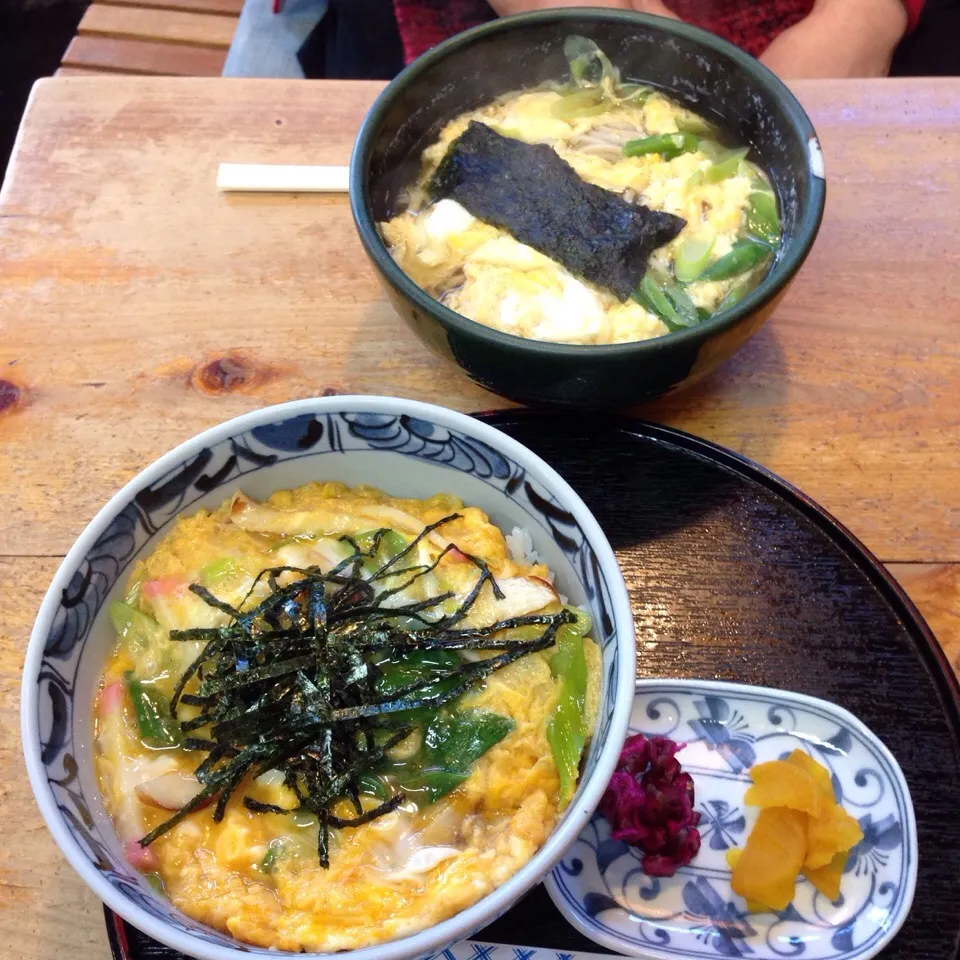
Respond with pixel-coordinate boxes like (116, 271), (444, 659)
(95, 482), (600, 951)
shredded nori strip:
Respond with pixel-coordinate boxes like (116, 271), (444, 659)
(323, 793), (406, 828)
(138, 514), (574, 868)
(429, 121), (686, 301)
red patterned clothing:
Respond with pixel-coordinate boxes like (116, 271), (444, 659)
(393, 0), (495, 64)
(666, 0), (814, 57)
(392, 0), (926, 63)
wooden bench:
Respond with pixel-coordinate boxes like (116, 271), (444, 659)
(58, 0), (243, 78)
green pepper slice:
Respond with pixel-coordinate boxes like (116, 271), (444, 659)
(635, 275), (699, 332)
(746, 190), (781, 243)
(674, 231), (716, 283)
(699, 239), (771, 283)
(124, 672), (181, 748)
(623, 132), (699, 160)
(705, 147), (750, 183)
(388, 709), (515, 804)
(547, 609), (591, 811)
(110, 601), (165, 655)
(675, 114), (720, 138)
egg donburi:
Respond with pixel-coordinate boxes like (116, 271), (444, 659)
(380, 37), (782, 345)
(95, 482), (601, 951)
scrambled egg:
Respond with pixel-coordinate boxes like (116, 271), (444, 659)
(95, 482), (601, 952)
(380, 89), (757, 345)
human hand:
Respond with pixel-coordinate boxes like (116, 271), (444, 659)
(488, 0), (678, 20)
(759, 0), (908, 78)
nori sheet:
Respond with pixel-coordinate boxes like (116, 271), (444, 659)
(429, 121), (686, 301)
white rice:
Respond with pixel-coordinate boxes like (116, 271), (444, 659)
(504, 526), (567, 603)
(506, 526), (539, 565)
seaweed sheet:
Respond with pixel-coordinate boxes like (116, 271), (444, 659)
(429, 121), (686, 301)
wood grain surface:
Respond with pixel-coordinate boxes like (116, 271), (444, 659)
(0, 76), (958, 958)
(98, 0), (244, 20)
(78, 4), (237, 47)
(887, 562), (960, 676)
(62, 35), (228, 75)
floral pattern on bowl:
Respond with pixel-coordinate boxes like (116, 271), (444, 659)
(22, 397), (635, 960)
(545, 679), (917, 960)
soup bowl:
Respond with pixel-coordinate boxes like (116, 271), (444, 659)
(350, 9), (825, 409)
(21, 395), (635, 960)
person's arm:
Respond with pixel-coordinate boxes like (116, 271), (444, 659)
(759, 0), (910, 78)
(489, 0), (678, 19)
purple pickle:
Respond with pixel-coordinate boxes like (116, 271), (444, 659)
(599, 734), (702, 878)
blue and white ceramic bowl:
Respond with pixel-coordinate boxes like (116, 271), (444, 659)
(21, 396), (636, 960)
(545, 679), (918, 960)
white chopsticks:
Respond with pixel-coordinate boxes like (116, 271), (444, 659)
(217, 163), (350, 193)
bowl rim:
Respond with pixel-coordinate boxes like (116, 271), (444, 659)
(21, 394), (637, 960)
(350, 7), (826, 357)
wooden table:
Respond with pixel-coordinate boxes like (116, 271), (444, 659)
(0, 76), (958, 958)
(58, 0), (244, 79)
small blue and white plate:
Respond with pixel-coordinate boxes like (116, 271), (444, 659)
(545, 679), (917, 960)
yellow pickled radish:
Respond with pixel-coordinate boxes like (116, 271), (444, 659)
(744, 760), (824, 817)
(730, 807), (808, 911)
(784, 749), (835, 801)
(804, 850), (849, 901)
(805, 802), (863, 869)
(733, 752), (861, 914)
(726, 848), (773, 913)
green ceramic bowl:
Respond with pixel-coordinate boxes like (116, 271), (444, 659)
(350, 9), (825, 409)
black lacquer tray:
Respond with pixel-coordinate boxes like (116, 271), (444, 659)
(106, 414), (960, 960)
